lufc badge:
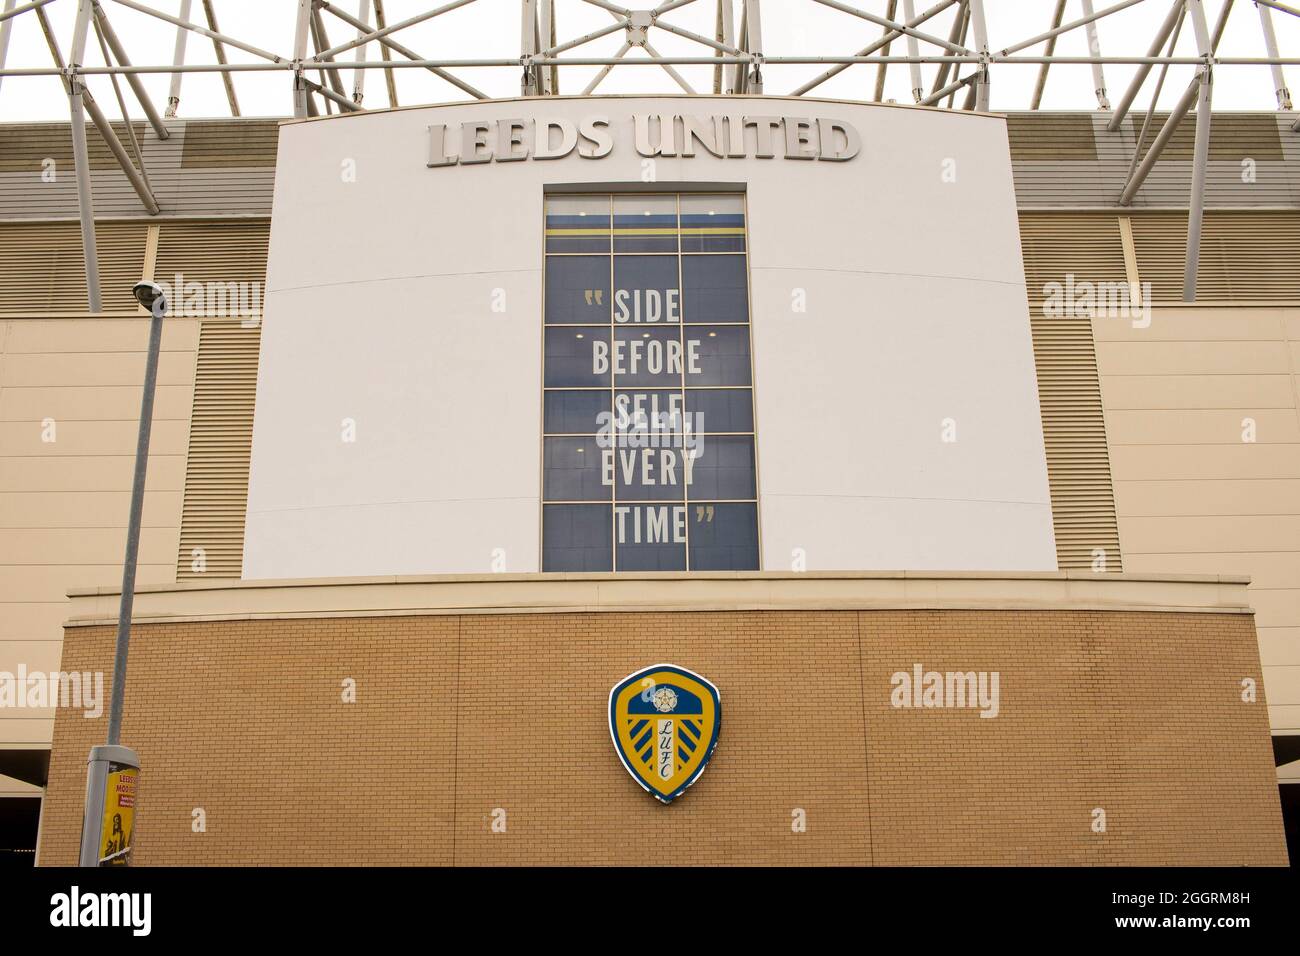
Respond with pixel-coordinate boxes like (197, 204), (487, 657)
(609, 664), (721, 803)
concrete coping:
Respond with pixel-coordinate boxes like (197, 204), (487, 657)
(64, 570), (1254, 627)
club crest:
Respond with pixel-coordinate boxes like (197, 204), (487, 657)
(608, 664), (721, 803)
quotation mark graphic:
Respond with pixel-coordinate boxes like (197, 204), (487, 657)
(584, 289), (604, 305)
(694, 505), (715, 522)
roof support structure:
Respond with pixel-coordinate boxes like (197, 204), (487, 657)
(1119, 0), (1233, 207)
(293, 0), (312, 117)
(791, 0), (957, 99)
(318, 1), (487, 101)
(200, 0), (239, 116)
(1183, 0), (1214, 301)
(40, 2), (159, 217)
(902, 0), (924, 101)
(1107, 0), (1182, 129)
(67, 0), (102, 311)
(1257, 0), (1294, 109)
(1125, 2), (1184, 183)
(0, 0), (17, 100)
(350, 0), (370, 104)
(874, 0), (898, 100)
(969, 0), (989, 110)
(1081, 0), (1112, 108)
(521, 0), (539, 95)
(372, 0), (398, 105)
(164, 0), (191, 117)
(930, 0), (968, 97)
(1030, 0), (1068, 109)
(92, 1), (170, 136)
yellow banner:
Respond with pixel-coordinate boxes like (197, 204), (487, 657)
(98, 763), (137, 866)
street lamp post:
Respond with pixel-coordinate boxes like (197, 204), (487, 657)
(77, 281), (167, 867)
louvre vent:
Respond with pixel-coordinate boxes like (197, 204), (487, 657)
(0, 221), (147, 313)
(154, 220), (270, 294)
(1129, 210), (1300, 301)
(1018, 212), (1125, 571)
(176, 320), (262, 579)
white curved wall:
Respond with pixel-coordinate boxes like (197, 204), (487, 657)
(243, 95), (1055, 577)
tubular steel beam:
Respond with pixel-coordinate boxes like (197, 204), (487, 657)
(1184, 0), (1214, 302)
(1, 0), (55, 26)
(373, 0), (398, 105)
(318, 1), (486, 99)
(165, 0), (192, 117)
(1030, 0), (1067, 109)
(314, 0), (478, 61)
(812, 0), (970, 54)
(999, 0), (1147, 56)
(930, 1), (968, 97)
(874, 0), (898, 101)
(1120, 0), (1234, 206)
(743, 0), (762, 93)
(903, 0), (924, 101)
(969, 0), (989, 110)
(294, 0), (311, 117)
(68, 0), (103, 311)
(201, 0), (240, 115)
(93, 1), (170, 136)
(1107, 0), (1182, 129)
(351, 0), (370, 103)
(1080, 0), (1111, 108)
(792, 0), (956, 98)
(0, 0), (17, 99)
(1258, 0), (1294, 109)
(110, 0), (286, 63)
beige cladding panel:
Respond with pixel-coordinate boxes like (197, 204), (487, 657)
(0, 312), (197, 766)
(1096, 304), (1300, 729)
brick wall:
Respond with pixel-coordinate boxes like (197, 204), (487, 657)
(39, 608), (1287, 865)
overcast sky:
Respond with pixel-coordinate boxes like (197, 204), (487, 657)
(0, 0), (1296, 119)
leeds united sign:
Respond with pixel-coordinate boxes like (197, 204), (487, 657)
(427, 113), (861, 167)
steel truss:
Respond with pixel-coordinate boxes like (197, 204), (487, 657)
(0, 0), (1297, 305)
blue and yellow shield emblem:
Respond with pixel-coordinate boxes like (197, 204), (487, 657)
(608, 664), (721, 803)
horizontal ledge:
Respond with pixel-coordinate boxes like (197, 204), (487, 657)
(64, 570), (1255, 627)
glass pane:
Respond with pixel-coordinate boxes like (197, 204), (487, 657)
(684, 326), (751, 387)
(688, 502), (759, 570)
(543, 504), (612, 571)
(686, 388), (753, 433)
(612, 325), (685, 389)
(546, 195), (610, 253)
(544, 389), (610, 435)
(680, 194), (745, 252)
(615, 389), (687, 435)
(544, 327), (609, 388)
(546, 256), (610, 324)
(613, 256), (681, 325)
(687, 435), (756, 500)
(682, 255), (748, 323)
(543, 436), (612, 502)
(615, 504), (687, 570)
(614, 194), (678, 253)
(614, 435), (692, 502)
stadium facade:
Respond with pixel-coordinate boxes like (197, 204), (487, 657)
(5, 0), (1300, 860)
(0, 95), (1294, 866)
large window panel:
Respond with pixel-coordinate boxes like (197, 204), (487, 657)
(542, 192), (758, 572)
(546, 256), (611, 324)
(543, 504), (613, 571)
(682, 255), (748, 323)
(544, 326), (610, 388)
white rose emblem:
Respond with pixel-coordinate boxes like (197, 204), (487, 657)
(651, 687), (678, 713)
